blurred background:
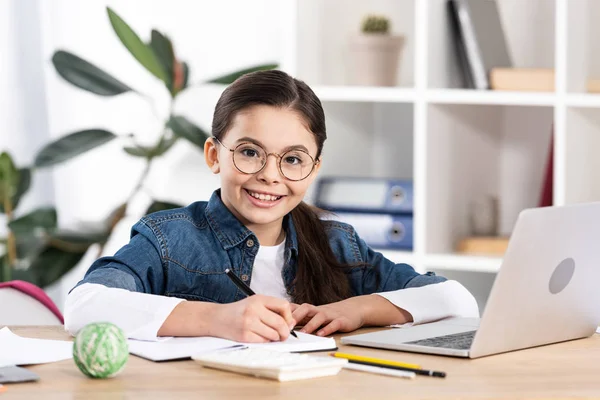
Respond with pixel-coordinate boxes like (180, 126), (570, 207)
(1, 0), (599, 320)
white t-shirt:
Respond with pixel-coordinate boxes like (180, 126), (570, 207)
(64, 247), (479, 341)
(249, 239), (290, 301)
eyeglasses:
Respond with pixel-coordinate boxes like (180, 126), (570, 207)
(213, 137), (319, 181)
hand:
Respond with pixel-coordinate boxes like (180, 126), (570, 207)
(291, 297), (366, 337)
(213, 295), (296, 343)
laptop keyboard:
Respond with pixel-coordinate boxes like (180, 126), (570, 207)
(405, 330), (477, 350)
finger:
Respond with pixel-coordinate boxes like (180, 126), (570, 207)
(291, 304), (317, 326)
(259, 309), (292, 341)
(262, 297), (296, 329)
(290, 303), (300, 312)
(301, 313), (328, 334)
(317, 318), (343, 337)
(252, 318), (283, 342)
(239, 331), (271, 343)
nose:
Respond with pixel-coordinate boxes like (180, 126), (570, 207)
(255, 154), (282, 184)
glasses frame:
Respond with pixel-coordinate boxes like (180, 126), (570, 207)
(213, 137), (319, 182)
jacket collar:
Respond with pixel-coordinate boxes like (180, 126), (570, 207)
(205, 190), (299, 256)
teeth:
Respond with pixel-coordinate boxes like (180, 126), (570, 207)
(248, 190), (281, 201)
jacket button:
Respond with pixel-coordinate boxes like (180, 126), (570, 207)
(246, 239), (254, 247)
(241, 274), (249, 282)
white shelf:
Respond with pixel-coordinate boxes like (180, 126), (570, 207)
(426, 89), (556, 107)
(313, 86), (415, 103)
(566, 93), (600, 108)
(425, 254), (502, 273)
(289, 0), (598, 282)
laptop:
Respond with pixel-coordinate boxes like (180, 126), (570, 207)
(342, 203), (600, 358)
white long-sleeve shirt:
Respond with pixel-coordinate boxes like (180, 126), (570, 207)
(64, 242), (479, 341)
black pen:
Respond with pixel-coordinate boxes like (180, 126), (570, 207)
(346, 359), (446, 378)
(224, 268), (298, 338)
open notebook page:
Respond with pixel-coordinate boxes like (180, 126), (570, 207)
(128, 331), (337, 362)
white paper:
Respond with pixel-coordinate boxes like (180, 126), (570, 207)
(128, 336), (240, 362)
(128, 331), (337, 362)
(0, 327), (73, 368)
(249, 331), (336, 353)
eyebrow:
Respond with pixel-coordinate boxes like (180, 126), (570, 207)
(235, 136), (310, 153)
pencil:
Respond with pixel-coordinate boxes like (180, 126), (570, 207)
(331, 352), (421, 369)
(331, 352), (446, 378)
(343, 363), (416, 379)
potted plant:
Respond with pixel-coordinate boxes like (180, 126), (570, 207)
(0, 7), (277, 287)
(348, 14), (405, 86)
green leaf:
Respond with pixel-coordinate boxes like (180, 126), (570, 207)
(123, 135), (178, 158)
(51, 230), (109, 247)
(167, 116), (209, 149)
(206, 63), (279, 84)
(107, 7), (167, 83)
(146, 200), (184, 215)
(8, 207), (57, 236)
(0, 152), (19, 213)
(28, 245), (87, 287)
(15, 234), (46, 261)
(11, 168), (31, 212)
(52, 50), (133, 96)
(154, 135), (178, 156)
(181, 62), (189, 91)
(34, 129), (117, 168)
(149, 30), (174, 89)
(123, 146), (152, 158)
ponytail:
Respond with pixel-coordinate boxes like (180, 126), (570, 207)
(290, 202), (356, 305)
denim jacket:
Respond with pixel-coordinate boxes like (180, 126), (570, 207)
(75, 190), (445, 303)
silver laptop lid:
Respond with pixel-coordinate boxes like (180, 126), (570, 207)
(470, 202), (600, 358)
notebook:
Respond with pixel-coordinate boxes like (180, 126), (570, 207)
(448, 0), (512, 89)
(192, 347), (347, 382)
(128, 331), (337, 362)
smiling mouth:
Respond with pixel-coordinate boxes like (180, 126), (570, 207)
(245, 189), (284, 202)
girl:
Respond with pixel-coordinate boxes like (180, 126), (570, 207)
(65, 70), (478, 343)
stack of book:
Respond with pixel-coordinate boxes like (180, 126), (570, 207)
(314, 177), (413, 250)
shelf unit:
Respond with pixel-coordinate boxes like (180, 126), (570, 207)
(278, 0), (600, 284)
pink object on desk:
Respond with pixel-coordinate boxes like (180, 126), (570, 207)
(0, 280), (64, 324)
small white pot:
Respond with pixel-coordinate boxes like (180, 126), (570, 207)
(348, 34), (405, 86)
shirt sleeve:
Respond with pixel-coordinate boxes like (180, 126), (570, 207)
(64, 282), (185, 341)
(374, 280), (480, 325)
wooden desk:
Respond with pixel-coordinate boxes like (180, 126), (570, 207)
(3, 326), (600, 399)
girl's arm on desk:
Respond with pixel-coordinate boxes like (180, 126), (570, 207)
(64, 283), (296, 342)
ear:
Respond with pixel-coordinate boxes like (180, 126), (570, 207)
(204, 137), (220, 174)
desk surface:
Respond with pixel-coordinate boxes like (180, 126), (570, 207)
(3, 326), (600, 399)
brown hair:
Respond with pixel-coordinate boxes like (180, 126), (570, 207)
(211, 70), (365, 305)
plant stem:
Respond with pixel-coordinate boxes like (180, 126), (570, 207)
(127, 158), (153, 204)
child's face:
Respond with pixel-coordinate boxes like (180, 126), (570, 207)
(207, 105), (321, 233)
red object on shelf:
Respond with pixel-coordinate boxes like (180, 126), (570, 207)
(539, 130), (553, 207)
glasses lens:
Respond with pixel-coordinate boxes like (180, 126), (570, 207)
(280, 150), (314, 181)
(233, 143), (266, 174)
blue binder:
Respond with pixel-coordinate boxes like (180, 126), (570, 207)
(314, 177), (413, 214)
(325, 212), (413, 250)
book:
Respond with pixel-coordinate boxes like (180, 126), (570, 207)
(456, 236), (509, 256)
(192, 347), (347, 382)
(323, 212), (413, 250)
(448, 0), (512, 90)
(587, 78), (600, 93)
(128, 331), (337, 362)
(314, 177), (413, 214)
(490, 68), (554, 91)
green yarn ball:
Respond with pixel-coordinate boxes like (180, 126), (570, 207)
(73, 322), (129, 379)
